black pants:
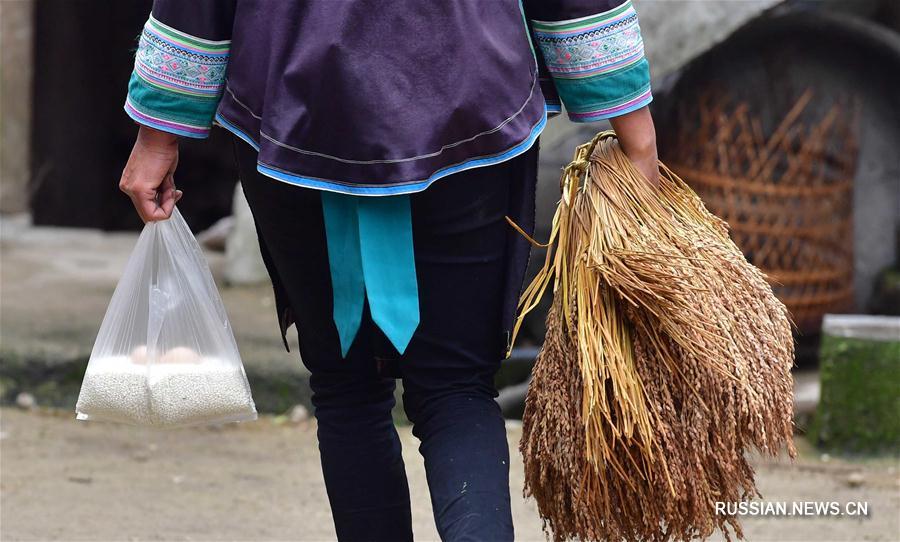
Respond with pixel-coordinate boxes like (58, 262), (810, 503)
(235, 139), (537, 542)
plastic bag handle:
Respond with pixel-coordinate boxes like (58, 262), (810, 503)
(146, 226), (168, 364)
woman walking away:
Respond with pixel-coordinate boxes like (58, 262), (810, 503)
(118, 1), (659, 540)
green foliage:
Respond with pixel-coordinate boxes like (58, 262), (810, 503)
(811, 336), (900, 455)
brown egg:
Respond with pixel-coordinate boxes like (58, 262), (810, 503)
(130, 345), (149, 364)
(161, 346), (202, 364)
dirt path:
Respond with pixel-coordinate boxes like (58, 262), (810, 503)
(2, 408), (897, 541)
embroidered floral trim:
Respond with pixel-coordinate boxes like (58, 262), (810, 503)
(531, 0), (646, 80)
(133, 14), (229, 97)
(125, 14), (229, 138)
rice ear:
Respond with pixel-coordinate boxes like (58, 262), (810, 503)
(516, 131), (795, 542)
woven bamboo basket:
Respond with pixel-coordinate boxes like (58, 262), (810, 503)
(663, 90), (858, 333)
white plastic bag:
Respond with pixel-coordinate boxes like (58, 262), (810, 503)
(76, 208), (257, 427)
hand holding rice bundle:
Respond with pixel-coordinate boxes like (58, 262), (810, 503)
(512, 131), (796, 542)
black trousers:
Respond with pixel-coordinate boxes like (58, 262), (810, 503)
(234, 139), (538, 542)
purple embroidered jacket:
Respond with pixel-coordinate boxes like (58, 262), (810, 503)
(126, 0), (652, 196)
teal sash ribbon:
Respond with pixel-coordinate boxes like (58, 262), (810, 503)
(320, 192), (420, 357)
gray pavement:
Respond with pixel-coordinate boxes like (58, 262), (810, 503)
(3, 408), (899, 542)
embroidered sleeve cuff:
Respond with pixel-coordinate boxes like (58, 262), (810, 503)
(531, 0), (652, 122)
(124, 14), (229, 139)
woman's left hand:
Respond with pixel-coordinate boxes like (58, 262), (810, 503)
(626, 147), (660, 188)
(608, 105), (660, 188)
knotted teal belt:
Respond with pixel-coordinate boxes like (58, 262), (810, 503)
(320, 192), (420, 357)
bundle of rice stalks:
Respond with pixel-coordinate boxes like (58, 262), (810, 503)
(512, 131), (796, 542)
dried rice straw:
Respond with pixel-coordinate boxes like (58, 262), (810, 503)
(512, 131), (796, 542)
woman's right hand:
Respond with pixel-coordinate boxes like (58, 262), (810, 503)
(119, 126), (183, 222)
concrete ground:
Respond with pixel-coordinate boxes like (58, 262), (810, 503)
(2, 408), (899, 542)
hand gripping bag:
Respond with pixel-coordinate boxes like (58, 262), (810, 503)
(76, 208), (257, 427)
